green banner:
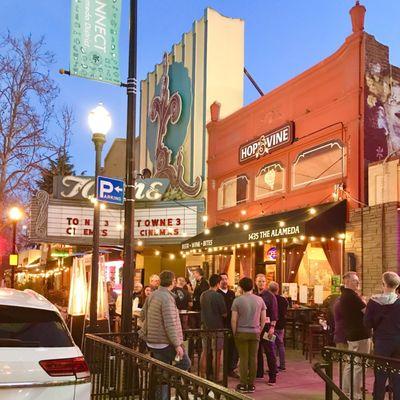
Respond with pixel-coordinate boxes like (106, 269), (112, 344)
(70, 0), (122, 85)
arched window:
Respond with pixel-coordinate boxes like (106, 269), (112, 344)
(292, 141), (346, 189)
(217, 175), (249, 210)
(255, 162), (285, 199)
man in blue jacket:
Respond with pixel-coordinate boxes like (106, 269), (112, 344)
(254, 274), (278, 385)
(364, 271), (400, 400)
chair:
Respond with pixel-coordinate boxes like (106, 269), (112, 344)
(303, 324), (327, 363)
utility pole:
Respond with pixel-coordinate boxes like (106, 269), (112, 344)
(121, 0), (137, 333)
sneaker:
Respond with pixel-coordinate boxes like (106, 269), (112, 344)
(267, 379), (276, 386)
(246, 384), (256, 393)
(236, 384), (247, 393)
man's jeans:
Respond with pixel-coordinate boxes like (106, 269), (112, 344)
(274, 329), (286, 369)
(257, 329), (278, 380)
(373, 338), (400, 400)
(150, 345), (191, 400)
(343, 338), (371, 399)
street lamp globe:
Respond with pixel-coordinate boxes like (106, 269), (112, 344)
(8, 207), (23, 222)
(88, 103), (112, 136)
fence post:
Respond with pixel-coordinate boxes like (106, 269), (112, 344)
(325, 359), (333, 400)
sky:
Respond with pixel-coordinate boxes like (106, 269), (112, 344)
(2, 0), (400, 175)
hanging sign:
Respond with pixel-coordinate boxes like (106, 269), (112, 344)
(70, 0), (122, 85)
(239, 122), (295, 164)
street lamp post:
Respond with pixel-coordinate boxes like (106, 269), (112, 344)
(88, 104), (111, 331)
(121, 0), (138, 333)
(8, 206), (23, 289)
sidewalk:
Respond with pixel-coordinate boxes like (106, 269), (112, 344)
(227, 349), (325, 400)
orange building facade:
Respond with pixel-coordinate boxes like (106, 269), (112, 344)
(183, 3), (400, 301)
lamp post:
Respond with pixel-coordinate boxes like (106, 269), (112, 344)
(8, 206), (23, 288)
(88, 103), (111, 331)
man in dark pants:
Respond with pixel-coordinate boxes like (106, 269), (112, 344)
(254, 274), (278, 385)
(218, 272), (239, 378)
(192, 267), (210, 327)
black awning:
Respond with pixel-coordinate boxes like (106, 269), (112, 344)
(182, 201), (346, 250)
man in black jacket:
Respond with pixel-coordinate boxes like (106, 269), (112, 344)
(192, 268), (210, 327)
(340, 271), (371, 400)
(364, 271), (400, 400)
(218, 272), (239, 378)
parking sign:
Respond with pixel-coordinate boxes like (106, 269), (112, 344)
(97, 176), (125, 205)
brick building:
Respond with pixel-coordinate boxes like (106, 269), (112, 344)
(183, 3), (400, 300)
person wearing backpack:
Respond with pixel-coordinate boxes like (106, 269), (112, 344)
(364, 271), (400, 400)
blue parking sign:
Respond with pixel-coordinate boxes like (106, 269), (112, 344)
(97, 176), (125, 205)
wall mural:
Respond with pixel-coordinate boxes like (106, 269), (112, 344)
(148, 53), (202, 198)
(365, 62), (400, 160)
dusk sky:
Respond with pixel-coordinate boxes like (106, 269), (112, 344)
(2, 0), (400, 175)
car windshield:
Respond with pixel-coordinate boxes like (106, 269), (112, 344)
(0, 305), (73, 347)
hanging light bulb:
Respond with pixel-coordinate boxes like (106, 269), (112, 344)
(235, 222), (240, 228)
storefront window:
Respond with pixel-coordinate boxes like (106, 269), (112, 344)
(217, 175), (249, 210)
(292, 140), (346, 189)
(255, 162), (285, 199)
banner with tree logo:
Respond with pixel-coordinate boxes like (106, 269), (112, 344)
(70, 0), (122, 85)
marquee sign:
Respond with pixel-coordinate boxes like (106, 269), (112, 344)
(30, 190), (202, 246)
(239, 122), (295, 164)
(53, 176), (169, 202)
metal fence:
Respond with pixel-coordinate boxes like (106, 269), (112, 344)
(94, 329), (232, 386)
(313, 346), (400, 400)
(84, 333), (249, 400)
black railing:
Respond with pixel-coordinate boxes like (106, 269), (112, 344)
(313, 346), (400, 400)
(84, 333), (249, 400)
(94, 329), (232, 386)
(184, 329), (231, 386)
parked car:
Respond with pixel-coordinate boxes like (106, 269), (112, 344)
(0, 288), (91, 400)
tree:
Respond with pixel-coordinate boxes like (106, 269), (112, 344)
(37, 152), (75, 194)
(0, 32), (71, 230)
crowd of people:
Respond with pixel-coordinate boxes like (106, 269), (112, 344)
(332, 271), (400, 400)
(135, 268), (289, 395)
(107, 268), (400, 398)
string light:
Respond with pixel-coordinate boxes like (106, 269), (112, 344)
(235, 223), (240, 228)
(208, 248), (212, 252)
(155, 250), (160, 256)
(321, 237), (326, 242)
(338, 233), (346, 240)
(251, 242), (255, 247)
(137, 240), (143, 246)
(236, 244), (241, 248)
(202, 215), (208, 222)
(300, 235), (305, 240)
(310, 236), (316, 241)
(223, 247), (228, 251)
(231, 246), (235, 251)
(309, 207), (316, 215)
(244, 243), (248, 248)
(258, 241), (263, 246)
(279, 221), (285, 227)
(283, 238), (288, 243)
(331, 237), (335, 241)
(243, 224), (249, 231)
(169, 254), (175, 260)
(204, 228), (210, 235)
(100, 203), (106, 210)
(292, 238), (298, 243)
(240, 210), (247, 216)
(224, 222), (230, 226)
(276, 239), (280, 243)
(267, 239), (272, 244)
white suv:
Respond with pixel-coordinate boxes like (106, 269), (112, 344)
(0, 288), (91, 400)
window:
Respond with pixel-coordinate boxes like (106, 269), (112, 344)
(292, 141), (346, 189)
(217, 175), (249, 210)
(255, 162), (285, 199)
(0, 306), (73, 347)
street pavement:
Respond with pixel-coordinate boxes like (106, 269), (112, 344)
(226, 349), (374, 400)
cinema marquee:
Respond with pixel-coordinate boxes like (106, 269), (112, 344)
(239, 122), (295, 164)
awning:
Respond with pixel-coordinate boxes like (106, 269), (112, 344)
(181, 201), (346, 250)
